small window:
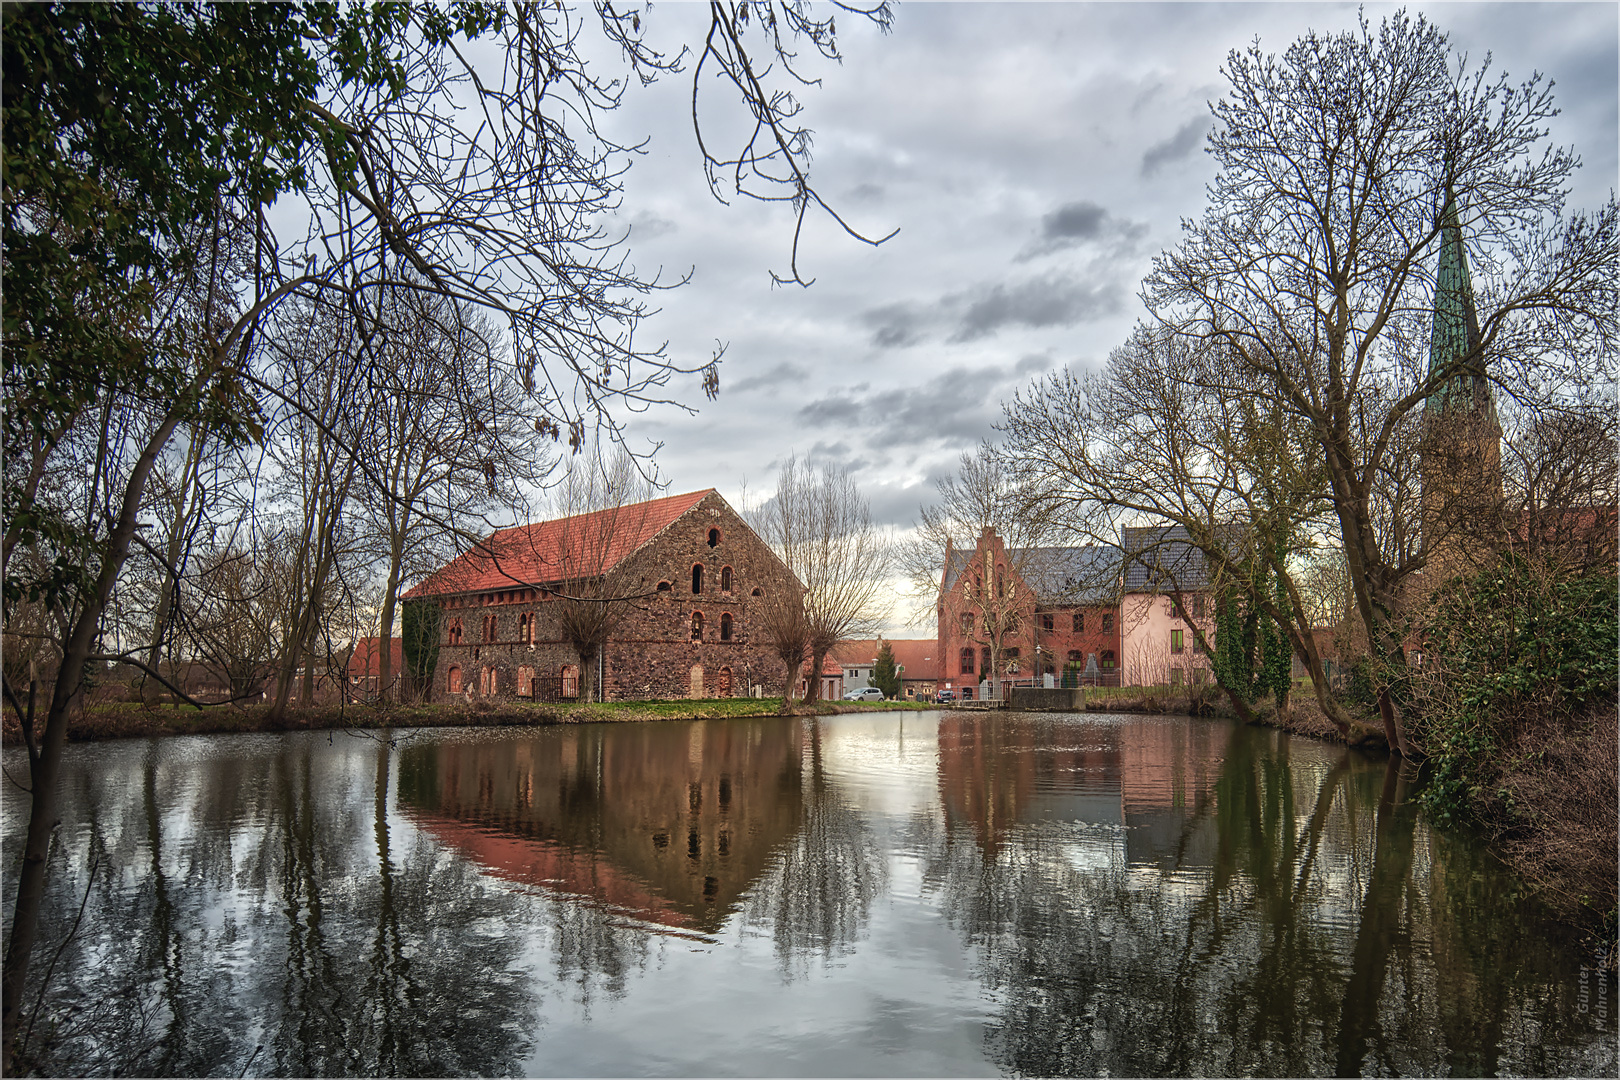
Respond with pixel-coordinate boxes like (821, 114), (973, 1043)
(981, 647), (991, 675)
(707, 527), (721, 548)
(692, 564), (704, 594)
(997, 564), (1005, 598)
(1006, 648), (1020, 660)
(1101, 650), (1116, 670)
(1067, 650), (1082, 663)
(448, 619), (463, 646)
(1170, 629), (1184, 654)
(691, 611), (704, 640)
(1192, 594), (1207, 619)
(1170, 667), (1183, 687)
(1073, 612), (1084, 633)
(960, 613), (972, 636)
(960, 648), (975, 675)
(1041, 613), (1054, 631)
(720, 566), (733, 592)
(751, 587), (763, 597)
(1101, 613), (1113, 632)
(720, 612), (733, 641)
(657, 580), (672, 593)
(484, 614), (498, 642)
(448, 666), (463, 693)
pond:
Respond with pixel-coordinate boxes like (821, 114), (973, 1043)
(3, 712), (1614, 1076)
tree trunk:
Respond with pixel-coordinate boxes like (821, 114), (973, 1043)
(4, 409), (182, 1068)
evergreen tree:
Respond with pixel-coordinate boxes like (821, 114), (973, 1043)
(872, 640), (901, 700)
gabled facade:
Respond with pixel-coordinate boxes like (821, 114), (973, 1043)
(1119, 526), (1217, 689)
(404, 489), (801, 701)
(935, 527), (1120, 699)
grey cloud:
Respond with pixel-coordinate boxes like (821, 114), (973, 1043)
(1141, 115), (1212, 177)
(728, 361), (809, 395)
(1016, 201), (1149, 262)
(947, 274), (1124, 342)
(847, 182), (886, 203)
(627, 212), (678, 239)
(860, 301), (930, 348)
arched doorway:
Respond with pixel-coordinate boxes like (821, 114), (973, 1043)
(689, 664), (705, 699)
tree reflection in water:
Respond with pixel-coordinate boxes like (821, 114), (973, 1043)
(921, 715), (1605, 1077)
(2, 715), (1610, 1077)
(8, 734), (534, 1077)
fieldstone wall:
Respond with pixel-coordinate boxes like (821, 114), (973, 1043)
(430, 491), (799, 702)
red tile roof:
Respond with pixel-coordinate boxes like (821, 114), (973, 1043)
(404, 489), (713, 599)
(831, 639), (941, 681)
(348, 637), (405, 679)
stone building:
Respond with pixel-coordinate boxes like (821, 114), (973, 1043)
(935, 527), (1120, 700)
(404, 489), (801, 701)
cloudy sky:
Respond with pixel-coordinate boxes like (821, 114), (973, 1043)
(565, 2), (1615, 620)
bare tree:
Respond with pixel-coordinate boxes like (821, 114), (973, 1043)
(752, 456), (892, 705)
(1001, 328), (1351, 729)
(535, 450), (661, 704)
(1139, 10), (1618, 754)
(903, 447), (1066, 700)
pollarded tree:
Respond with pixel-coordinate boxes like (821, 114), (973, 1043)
(1140, 9), (1618, 755)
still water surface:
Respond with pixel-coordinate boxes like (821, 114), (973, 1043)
(3, 712), (1614, 1076)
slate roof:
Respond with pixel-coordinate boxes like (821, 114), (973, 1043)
(1018, 545), (1120, 605)
(1120, 525), (1224, 592)
(404, 489), (712, 598)
(943, 540), (1119, 604)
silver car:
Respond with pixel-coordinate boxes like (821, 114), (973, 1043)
(843, 686), (885, 701)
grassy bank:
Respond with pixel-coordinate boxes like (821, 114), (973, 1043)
(1, 696), (935, 745)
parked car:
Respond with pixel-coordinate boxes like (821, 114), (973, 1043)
(936, 689), (955, 704)
(843, 686), (885, 701)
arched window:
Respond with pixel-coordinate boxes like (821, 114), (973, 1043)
(657, 580), (672, 593)
(481, 665), (497, 695)
(484, 613), (498, 642)
(692, 564), (704, 593)
(707, 527), (721, 548)
(519, 612), (533, 645)
(448, 666), (463, 694)
(448, 619), (463, 645)
(997, 564), (1005, 598)
(691, 611), (704, 640)
(718, 666), (733, 697)
(720, 566), (732, 592)
(960, 648), (975, 675)
(517, 665), (535, 697)
(751, 587), (763, 597)
(720, 612), (733, 641)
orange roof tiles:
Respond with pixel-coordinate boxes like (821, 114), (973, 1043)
(831, 639), (941, 681)
(404, 489), (712, 599)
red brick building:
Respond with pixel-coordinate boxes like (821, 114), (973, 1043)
(346, 637), (405, 701)
(935, 527), (1120, 700)
(404, 489), (802, 702)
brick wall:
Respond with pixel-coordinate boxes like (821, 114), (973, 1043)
(431, 491), (800, 702)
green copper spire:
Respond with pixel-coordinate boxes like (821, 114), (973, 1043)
(1426, 200), (1495, 419)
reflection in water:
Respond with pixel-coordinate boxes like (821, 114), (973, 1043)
(924, 716), (1610, 1077)
(2, 714), (1613, 1077)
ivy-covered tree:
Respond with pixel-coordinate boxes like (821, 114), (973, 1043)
(400, 599), (441, 703)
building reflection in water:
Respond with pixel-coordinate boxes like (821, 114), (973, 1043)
(926, 712), (1604, 1077)
(396, 718), (806, 936)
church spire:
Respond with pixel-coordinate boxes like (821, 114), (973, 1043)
(1426, 199), (1495, 421)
